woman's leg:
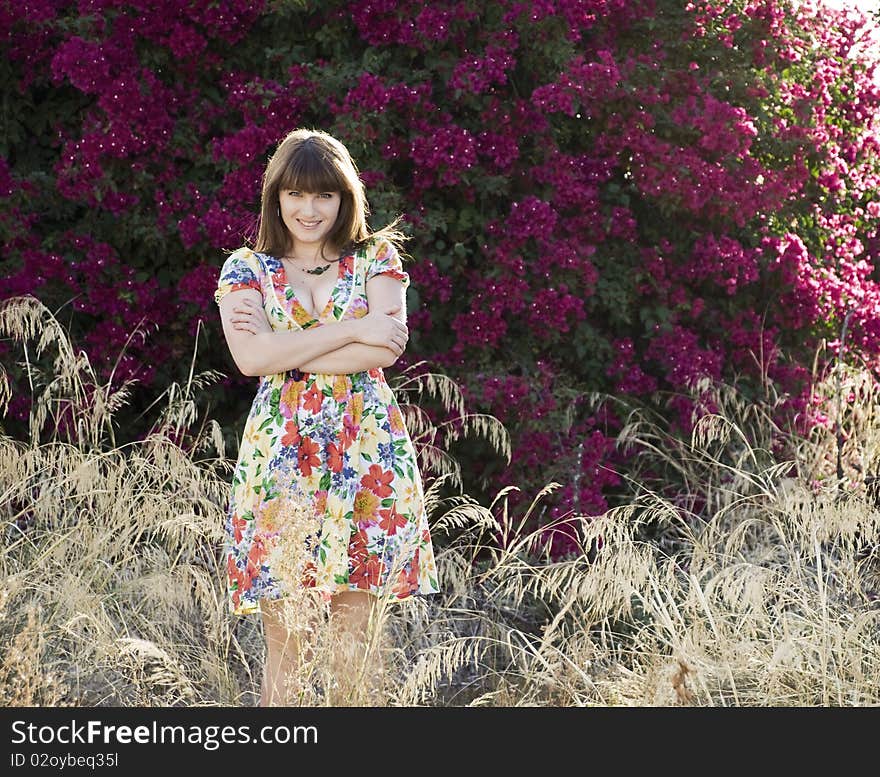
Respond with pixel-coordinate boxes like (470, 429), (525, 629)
(259, 595), (323, 706)
(327, 590), (388, 704)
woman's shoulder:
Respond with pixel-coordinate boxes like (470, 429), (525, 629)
(357, 234), (387, 251)
(223, 246), (269, 265)
(347, 235), (386, 264)
(223, 245), (254, 260)
(220, 246), (268, 279)
(361, 232), (408, 261)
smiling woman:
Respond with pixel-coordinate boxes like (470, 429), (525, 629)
(277, 189), (342, 285)
(214, 127), (440, 707)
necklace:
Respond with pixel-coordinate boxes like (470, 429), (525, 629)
(280, 251), (341, 275)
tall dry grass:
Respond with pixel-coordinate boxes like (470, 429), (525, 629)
(1, 294), (878, 706)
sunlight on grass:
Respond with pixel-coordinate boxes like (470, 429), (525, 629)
(1, 294), (878, 707)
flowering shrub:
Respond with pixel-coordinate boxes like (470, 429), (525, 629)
(2, 0), (879, 559)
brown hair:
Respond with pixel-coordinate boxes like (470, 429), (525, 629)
(252, 127), (409, 260)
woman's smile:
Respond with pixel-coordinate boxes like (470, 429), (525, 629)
(279, 190), (341, 250)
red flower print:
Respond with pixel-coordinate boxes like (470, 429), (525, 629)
(281, 419), (300, 447)
(298, 436), (321, 476)
(231, 512), (248, 544)
(226, 553), (241, 588)
(239, 561), (254, 593)
(365, 553), (385, 586)
(361, 463), (394, 497)
(301, 559), (317, 587)
(340, 415), (358, 450)
(350, 552), (384, 590)
(378, 503), (408, 536)
(241, 538), (265, 592)
(303, 384), (324, 414)
(248, 536), (267, 568)
(408, 550), (420, 587)
(368, 368), (381, 379)
(391, 573), (407, 598)
(348, 527), (370, 564)
(327, 441), (344, 473)
(392, 554), (420, 597)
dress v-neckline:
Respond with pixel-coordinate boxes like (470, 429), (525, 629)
(277, 254), (346, 322)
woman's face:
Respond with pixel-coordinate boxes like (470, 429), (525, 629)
(278, 188), (342, 253)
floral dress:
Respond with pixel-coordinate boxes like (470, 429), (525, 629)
(213, 236), (440, 616)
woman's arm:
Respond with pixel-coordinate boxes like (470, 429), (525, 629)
(296, 341), (396, 374)
(298, 274), (409, 373)
(221, 294), (362, 376)
(227, 273), (408, 375)
(228, 299), (407, 376)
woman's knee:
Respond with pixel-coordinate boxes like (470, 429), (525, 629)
(331, 589), (372, 608)
(262, 593), (324, 623)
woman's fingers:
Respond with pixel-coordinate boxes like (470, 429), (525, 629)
(232, 304), (270, 337)
(232, 305), (255, 333)
(232, 306), (255, 324)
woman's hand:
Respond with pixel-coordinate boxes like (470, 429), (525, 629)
(230, 299), (273, 336)
(356, 305), (409, 357)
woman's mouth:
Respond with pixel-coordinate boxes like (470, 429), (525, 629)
(298, 219), (322, 229)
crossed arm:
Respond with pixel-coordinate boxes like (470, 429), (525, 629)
(221, 274), (408, 376)
(298, 337), (396, 374)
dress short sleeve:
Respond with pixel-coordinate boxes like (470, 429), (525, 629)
(366, 238), (410, 290)
(214, 248), (263, 306)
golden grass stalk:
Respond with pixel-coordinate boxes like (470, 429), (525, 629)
(1, 294), (878, 706)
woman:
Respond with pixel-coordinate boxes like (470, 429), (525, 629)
(214, 127), (440, 706)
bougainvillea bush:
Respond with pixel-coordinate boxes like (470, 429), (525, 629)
(2, 0), (880, 557)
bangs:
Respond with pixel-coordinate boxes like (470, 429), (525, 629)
(278, 144), (346, 194)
